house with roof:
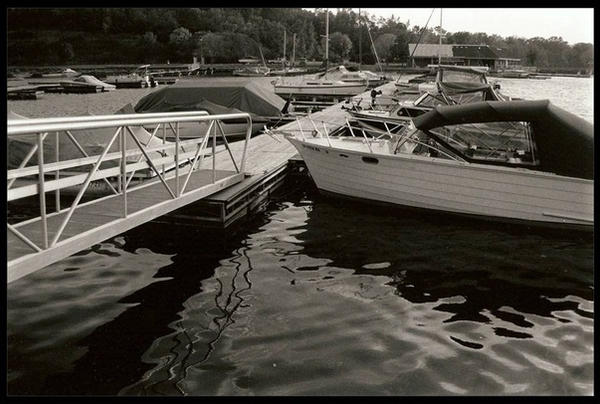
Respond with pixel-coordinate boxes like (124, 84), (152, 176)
(408, 44), (521, 71)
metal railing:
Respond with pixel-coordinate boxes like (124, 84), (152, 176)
(7, 111), (252, 252)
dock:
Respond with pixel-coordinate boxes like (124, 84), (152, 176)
(6, 82), (396, 283)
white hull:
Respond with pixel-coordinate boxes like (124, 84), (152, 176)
(287, 137), (593, 228)
(275, 82), (367, 96)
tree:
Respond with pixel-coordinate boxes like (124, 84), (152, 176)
(329, 32), (352, 62)
(373, 33), (396, 63)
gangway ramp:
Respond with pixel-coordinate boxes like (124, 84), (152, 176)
(7, 111), (253, 283)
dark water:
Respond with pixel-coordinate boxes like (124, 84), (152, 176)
(7, 179), (594, 396)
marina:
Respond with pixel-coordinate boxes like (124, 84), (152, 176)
(6, 7), (594, 398)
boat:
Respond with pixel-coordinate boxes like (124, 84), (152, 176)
(134, 77), (288, 140)
(284, 100), (593, 229)
(498, 69), (530, 79)
(352, 65), (507, 135)
(59, 75), (116, 93)
(233, 46), (270, 77)
(273, 11), (368, 98)
(233, 65), (270, 77)
(34, 67), (80, 78)
(105, 65), (152, 88)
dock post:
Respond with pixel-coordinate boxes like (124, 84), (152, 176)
(212, 121), (216, 183)
(37, 133), (48, 249)
(239, 116), (252, 174)
(120, 127), (128, 217)
(176, 122), (180, 196)
(55, 131), (60, 212)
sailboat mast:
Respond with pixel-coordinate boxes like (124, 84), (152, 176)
(283, 29), (287, 67)
(292, 33), (296, 66)
(358, 8), (362, 71)
(438, 8), (442, 65)
(325, 9), (329, 73)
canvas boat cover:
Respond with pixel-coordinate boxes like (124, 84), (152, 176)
(413, 100), (594, 179)
(7, 104), (174, 174)
(135, 78), (286, 117)
(134, 93), (267, 124)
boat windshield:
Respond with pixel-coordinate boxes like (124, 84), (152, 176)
(439, 69), (487, 84)
(428, 121), (539, 166)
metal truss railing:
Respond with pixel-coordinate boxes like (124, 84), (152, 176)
(7, 111), (252, 252)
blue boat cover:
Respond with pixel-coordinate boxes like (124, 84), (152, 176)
(413, 100), (594, 179)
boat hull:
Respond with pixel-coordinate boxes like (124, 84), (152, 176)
(287, 137), (593, 228)
(275, 83), (367, 97)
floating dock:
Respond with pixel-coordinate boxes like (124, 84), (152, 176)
(6, 82), (396, 282)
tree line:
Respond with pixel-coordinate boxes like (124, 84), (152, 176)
(7, 8), (594, 70)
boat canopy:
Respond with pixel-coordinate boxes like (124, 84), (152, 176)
(413, 100), (594, 179)
(135, 78), (286, 117)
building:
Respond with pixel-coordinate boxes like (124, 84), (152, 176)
(408, 44), (521, 71)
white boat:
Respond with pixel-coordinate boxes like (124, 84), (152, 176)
(284, 100), (593, 229)
(60, 75), (116, 92)
(233, 65), (270, 77)
(105, 65), (151, 88)
(274, 78), (367, 97)
(274, 12), (368, 98)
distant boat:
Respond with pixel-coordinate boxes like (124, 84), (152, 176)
(60, 75), (116, 92)
(105, 65), (152, 88)
(284, 100), (593, 229)
(238, 57), (260, 64)
(39, 67), (80, 78)
(273, 13), (368, 98)
(234, 46), (270, 76)
(134, 78), (288, 140)
(498, 69), (530, 78)
(233, 65), (270, 77)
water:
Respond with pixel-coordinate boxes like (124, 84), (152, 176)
(6, 76), (594, 396)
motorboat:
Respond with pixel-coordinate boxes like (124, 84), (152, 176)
(134, 78), (288, 140)
(283, 100), (593, 229)
(105, 65), (151, 88)
(274, 76), (368, 97)
(60, 75), (116, 92)
(351, 65), (508, 135)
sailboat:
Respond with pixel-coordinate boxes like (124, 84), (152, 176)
(273, 10), (367, 97)
(233, 46), (270, 76)
(270, 31), (307, 76)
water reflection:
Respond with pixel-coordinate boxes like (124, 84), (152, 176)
(294, 191), (593, 341)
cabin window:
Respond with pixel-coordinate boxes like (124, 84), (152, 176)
(362, 156), (379, 164)
(430, 121), (539, 166)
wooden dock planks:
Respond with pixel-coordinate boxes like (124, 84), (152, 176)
(8, 168), (242, 282)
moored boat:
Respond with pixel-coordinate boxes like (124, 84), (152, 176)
(284, 100), (593, 229)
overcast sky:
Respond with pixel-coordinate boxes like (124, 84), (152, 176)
(313, 8), (594, 45)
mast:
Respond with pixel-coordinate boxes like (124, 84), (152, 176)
(366, 20), (383, 73)
(325, 9), (329, 74)
(292, 33), (296, 67)
(438, 8), (443, 65)
(358, 8), (362, 71)
(283, 29), (287, 69)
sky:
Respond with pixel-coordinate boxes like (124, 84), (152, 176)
(312, 8), (594, 45)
